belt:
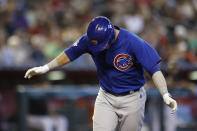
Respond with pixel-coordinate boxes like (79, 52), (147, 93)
(104, 88), (140, 96)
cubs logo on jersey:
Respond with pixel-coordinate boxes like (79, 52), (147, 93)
(114, 54), (133, 71)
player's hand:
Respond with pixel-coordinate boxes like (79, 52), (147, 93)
(163, 93), (178, 115)
(24, 65), (49, 79)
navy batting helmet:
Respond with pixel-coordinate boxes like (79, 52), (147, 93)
(87, 16), (115, 53)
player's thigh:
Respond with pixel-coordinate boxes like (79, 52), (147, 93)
(93, 91), (118, 131)
(119, 87), (146, 131)
(93, 103), (118, 131)
(119, 107), (145, 131)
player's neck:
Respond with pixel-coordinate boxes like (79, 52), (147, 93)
(114, 29), (120, 41)
(105, 29), (120, 49)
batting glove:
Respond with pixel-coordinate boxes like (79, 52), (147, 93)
(24, 65), (49, 79)
(163, 93), (178, 115)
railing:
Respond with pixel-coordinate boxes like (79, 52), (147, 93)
(17, 85), (197, 131)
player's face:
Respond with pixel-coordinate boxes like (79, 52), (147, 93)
(89, 39), (98, 45)
(89, 39), (110, 50)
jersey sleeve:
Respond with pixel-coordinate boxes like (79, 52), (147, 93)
(130, 36), (162, 75)
(64, 35), (88, 61)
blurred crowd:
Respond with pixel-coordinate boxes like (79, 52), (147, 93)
(0, 0), (196, 88)
(0, 0), (196, 70)
(0, 0), (197, 80)
(0, 0), (197, 86)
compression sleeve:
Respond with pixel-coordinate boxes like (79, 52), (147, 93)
(152, 71), (168, 96)
(46, 52), (70, 70)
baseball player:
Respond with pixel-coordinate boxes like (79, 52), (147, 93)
(25, 16), (178, 131)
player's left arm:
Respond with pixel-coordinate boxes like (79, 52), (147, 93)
(151, 69), (178, 115)
(130, 37), (177, 114)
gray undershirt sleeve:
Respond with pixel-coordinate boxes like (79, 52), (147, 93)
(152, 71), (168, 96)
(46, 58), (59, 70)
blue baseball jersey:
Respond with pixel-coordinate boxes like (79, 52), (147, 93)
(65, 27), (161, 94)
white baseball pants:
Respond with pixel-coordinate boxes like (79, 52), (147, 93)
(93, 87), (146, 131)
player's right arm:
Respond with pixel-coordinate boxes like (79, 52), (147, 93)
(24, 35), (88, 79)
(24, 52), (71, 79)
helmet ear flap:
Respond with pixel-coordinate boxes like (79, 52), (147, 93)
(108, 29), (116, 44)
